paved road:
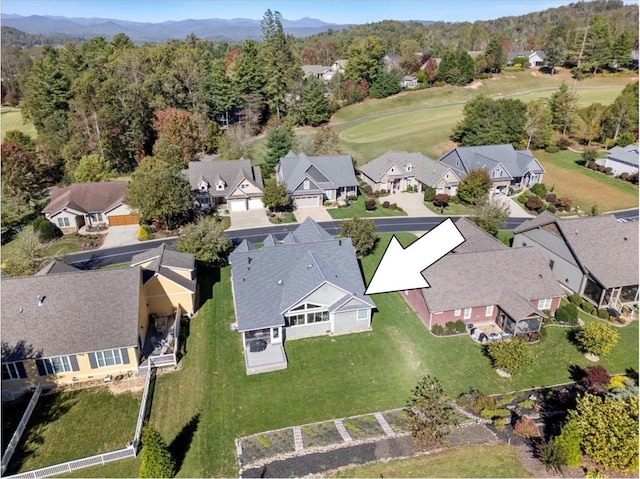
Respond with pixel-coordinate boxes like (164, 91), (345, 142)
(67, 210), (638, 269)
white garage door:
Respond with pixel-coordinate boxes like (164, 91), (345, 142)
(248, 198), (264, 210)
(294, 195), (321, 207)
(229, 199), (248, 211)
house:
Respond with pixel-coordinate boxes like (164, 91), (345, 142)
(401, 75), (418, 88)
(403, 218), (564, 337)
(359, 151), (461, 195)
(1, 266), (147, 400)
(229, 218), (375, 374)
(42, 181), (138, 234)
(596, 145), (639, 176)
(323, 59), (348, 81)
(276, 151), (359, 207)
(130, 243), (197, 317)
(507, 51), (545, 67)
(513, 212), (639, 310)
(302, 64), (333, 81)
(183, 157), (264, 212)
(438, 144), (545, 196)
(383, 54), (401, 71)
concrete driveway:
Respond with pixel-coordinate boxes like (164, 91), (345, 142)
(294, 207), (333, 222)
(99, 225), (140, 249)
(495, 194), (534, 218)
(227, 209), (272, 230)
(384, 191), (436, 216)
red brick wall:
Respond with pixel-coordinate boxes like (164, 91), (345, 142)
(402, 289), (430, 327)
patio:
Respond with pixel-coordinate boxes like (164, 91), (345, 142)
(139, 313), (182, 371)
(244, 342), (287, 375)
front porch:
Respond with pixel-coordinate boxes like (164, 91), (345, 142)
(242, 328), (287, 375)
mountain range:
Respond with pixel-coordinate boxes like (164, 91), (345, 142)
(0, 13), (361, 43)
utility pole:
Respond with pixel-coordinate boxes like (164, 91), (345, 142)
(572, 19), (591, 93)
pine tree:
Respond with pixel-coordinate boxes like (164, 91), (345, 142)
(301, 77), (330, 126)
(262, 126), (294, 176)
(139, 427), (176, 478)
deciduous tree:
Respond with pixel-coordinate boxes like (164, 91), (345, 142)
(73, 153), (115, 183)
(576, 322), (619, 357)
(456, 169), (493, 205)
(262, 182), (291, 212)
(340, 217), (377, 257)
(174, 216), (232, 266)
(469, 198), (510, 236)
(485, 338), (534, 375)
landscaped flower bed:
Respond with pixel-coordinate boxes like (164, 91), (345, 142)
(342, 414), (385, 440)
(301, 421), (343, 448)
(241, 428), (295, 463)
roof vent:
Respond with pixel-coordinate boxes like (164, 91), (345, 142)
(307, 264), (313, 269)
(539, 274), (543, 278)
(575, 230), (578, 235)
(248, 257), (252, 264)
(19, 308), (23, 314)
(624, 237), (628, 241)
(277, 279), (283, 285)
(339, 240), (342, 246)
(37, 295), (45, 307)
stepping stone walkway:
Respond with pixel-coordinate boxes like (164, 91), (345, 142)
(334, 420), (352, 442)
(374, 412), (396, 436)
(293, 427), (303, 452)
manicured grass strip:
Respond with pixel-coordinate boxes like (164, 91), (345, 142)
(327, 196), (407, 219)
(7, 387), (140, 475)
(1, 107), (37, 140)
(328, 444), (533, 478)
(57, 457), (141, 478)
(424, 200), (471, 216)
(534, 150), (638, 212)
(41, 242), (81, 256)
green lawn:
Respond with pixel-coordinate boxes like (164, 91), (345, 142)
(535, 150), (639, 212)
(61, 233), (639, 478)
(5, 387), (140, 475)
(1, 107), (37, 140)
(424, 200), (471, 216)
(329, 444), (533, 478)
(332, 73), (632, 165)
(327, 196), (407, 219)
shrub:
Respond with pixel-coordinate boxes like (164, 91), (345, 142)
(137, 224), (154, 241)
(457, 389), (495, 414)
(364, 199), (376, 211)
(347, 195), (358, 201)
(485, 338), (534, 375)
(581, 301), (596, 314)
(374, 190), (381, 197)
(389, 203), (397, 211)
(555, 197), (572, 211)
(514, 416), (540, 438)
(525, 196), (544, 211)
(444, 320), (466, 334)
(492, 416), (510, 431)
(433, 193), (451, 208)
(545, 145), (560, 153)
(555, 304), (578, 324)
(582, 148), (598, 163)
(556, 136), (572, 150)
(555, 418), (582, 467)
(597, 165), (606, 173)
(431, 324), (444, 335)
(587, 160), (598, 170)
(517, 194), (528, 204)
(597, 309), (609, 320)
(33, 216), (63, 242)
(361, 184), (372, 194)
(324, 200), (333, 206)
(619, 172), (629, 181)
(538, 438), (569, 473)
(382, 201), (390, 209)
(568, 294), (583, 306)
(604, 167), (613, 175)
(581, 365), (611, 394)
(544, 193), (557, 204)
(546, 204), (557, 213)
(530, 183), (547, 197)
(480, 408), (511, 419)
(618, 316), (626, 325)
(450, 195), (460, 204)
(564, 303), (578, 321)
(576, 322), (619, 356)
(423, 186), (436, 202)
(380, 189), (388, 196)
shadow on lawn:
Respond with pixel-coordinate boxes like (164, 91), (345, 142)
(169, 413), (200, 473)
(196, 262), (221, 309)
(5, 392), (78, 475)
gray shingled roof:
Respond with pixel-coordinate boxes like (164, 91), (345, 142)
(452, 217), (507, 254)
(607, 145), (639, 167)
(43, 181), (129, 215)
(229, 218), (374, 331)
(359, 151), (458, 187)
(1, 268), (141, 361)
(439, 145), (544, 180)
(515, 213), (639, 288)
(182, 158), (264, 198)
(421, 246), (563, 313)
(130, 244), (195, 292)
(35, 260), (80, 276)
(277, 151), (358, 195)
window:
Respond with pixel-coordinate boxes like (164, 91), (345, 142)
(303, 180), (310, 190)
(357, 309), (368, 320)
(464, 308), (472, 319)
(89, 212), (103, 222)
(549, 259), (555, 270)
(485, 305), (494, 317)
(42, 356), (73, 375)
(494, 168), (502, 177)
(406, 163), (413, 172)
(57, 217), (70, 227)
(216, 181), (225, 191)
(538, 298), (552, 310)
(287, 310), (329, 326)
(2, 362), (26, 381)
(240, 183), (248, 189)
(291, 303), (322, 311)
(454, 309), (461, 317)
(95, 349), (124, 368)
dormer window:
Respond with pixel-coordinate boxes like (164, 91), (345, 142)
(198, 181), (209, 192)
(493, 168), (502, 178)
(406, 163), (413, 172)
(216, 180), (225, 191)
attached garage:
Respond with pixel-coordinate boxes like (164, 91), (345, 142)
(229, 199), (248, 211)
(108, 214), (139, 226)
(293, 195), (322, 207)
(248, 198), (264, 210)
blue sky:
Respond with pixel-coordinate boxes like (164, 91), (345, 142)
(4, 0), (635, 24)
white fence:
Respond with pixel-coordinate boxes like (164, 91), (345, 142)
(133, 362), (156, 452)
(1, 385), (43, 475)
(3, 446), (136, 479)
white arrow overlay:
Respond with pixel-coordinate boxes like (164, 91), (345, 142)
(365, 218), (465, 295)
